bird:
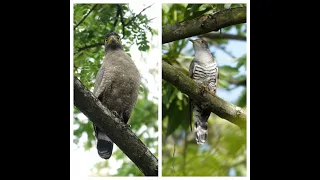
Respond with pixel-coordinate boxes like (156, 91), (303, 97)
(189, 39), (219, 145)
(92, 32), (140, 159)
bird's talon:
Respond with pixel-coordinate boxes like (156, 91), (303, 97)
(200, 85), (206, 95)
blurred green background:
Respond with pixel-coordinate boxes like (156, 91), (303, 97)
(162, 3), (247, 176)
(73, 3), (159, 176)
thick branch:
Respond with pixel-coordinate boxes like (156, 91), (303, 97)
(74, 4), (98, 30)
(200, 33), (246, 41)
(162, 61), (246, 129)
(162, 7), (246, 44)
(74, 76), (158, 176)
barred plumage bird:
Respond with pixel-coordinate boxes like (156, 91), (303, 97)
(93, 32), (140, 159)
(189, 39), (219, 145)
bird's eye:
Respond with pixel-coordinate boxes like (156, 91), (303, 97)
(105, 38), (108, 42)
(200, 40), (204, 43)
(117, 36), (120, 40)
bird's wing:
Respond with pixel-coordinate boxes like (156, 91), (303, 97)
(216, 65), (219, 89)
(189, 60), (195, 78)
(188, 60), (195, 132)
(93, 64), (106, 98)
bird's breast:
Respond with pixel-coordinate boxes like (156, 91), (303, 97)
(193, 63), (218, 81)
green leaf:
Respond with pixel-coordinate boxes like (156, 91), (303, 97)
(219, 65), (239, 77)
(236, 54), (246, 69)
(184, 4), (203, 20)
(236, 88), (246, 107)
(185, 7), (212, 21)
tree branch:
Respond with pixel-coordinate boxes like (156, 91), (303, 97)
(228, 78), (246, 86)
(74, 76), (158, 176)
(74, 4), (154, 54)
(214, 44), (236, 59)
(110, 5), (121, 32)
(125, 3), (154, 27)
(118, 5), (126, 38)
(162, 61), (246, 129)
(74, 4), (98, 30)
(75, 42), (104, 54)
(200, 33), (246, 41)
(162, 7), (246, 44)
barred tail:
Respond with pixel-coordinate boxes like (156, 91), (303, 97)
(94, 125), (113, 159)
(193, 103), (210, 145)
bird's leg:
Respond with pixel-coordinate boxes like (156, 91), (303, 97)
(123, 112), (131, 128)
(112, 111), (131, 128)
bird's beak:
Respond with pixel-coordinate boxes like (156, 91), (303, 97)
(109, 35), (117, 42)
(106, 35), (118, 44)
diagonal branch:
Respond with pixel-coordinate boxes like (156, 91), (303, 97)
(214, 44), (236, 59)
(74, 4), (98, 30)
(162, 7), (246, 44)
(74, 76), (158, 176)
(162, 61), (246, 129)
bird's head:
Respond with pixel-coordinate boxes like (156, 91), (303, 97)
(189, 39), (209, 51)
(104, 32), (124, 52)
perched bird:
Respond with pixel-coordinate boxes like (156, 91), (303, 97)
(189, 39), (219, 145)
(93, 32), (140, 159)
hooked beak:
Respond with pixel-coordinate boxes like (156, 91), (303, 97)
(106, 35), (118, 45)
(109, 35), (117, 42)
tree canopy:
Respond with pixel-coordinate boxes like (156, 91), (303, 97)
(162, 3), (247, 176)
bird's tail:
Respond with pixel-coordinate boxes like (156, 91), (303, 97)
(193, 103), (210, 145)
(94, 125), (113, 159)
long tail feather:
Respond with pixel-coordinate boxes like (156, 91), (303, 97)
(193, 103), (210, 145)
(94, 125), (113, 159)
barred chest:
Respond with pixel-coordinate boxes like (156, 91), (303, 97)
(193, 62), (218, 92)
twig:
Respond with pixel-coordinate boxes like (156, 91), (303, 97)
(214, 45), (236, 59)
(125, 3), (154, 27)
(74, 4), (98, 30)
(171, 142), (176, 174)
(75, 42), (104, 54)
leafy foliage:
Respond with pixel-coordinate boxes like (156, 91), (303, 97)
(162, 3), (247, 176)
(73, 4), (158, 176)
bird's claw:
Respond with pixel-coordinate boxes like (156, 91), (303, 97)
(200, 84), (209, 95)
